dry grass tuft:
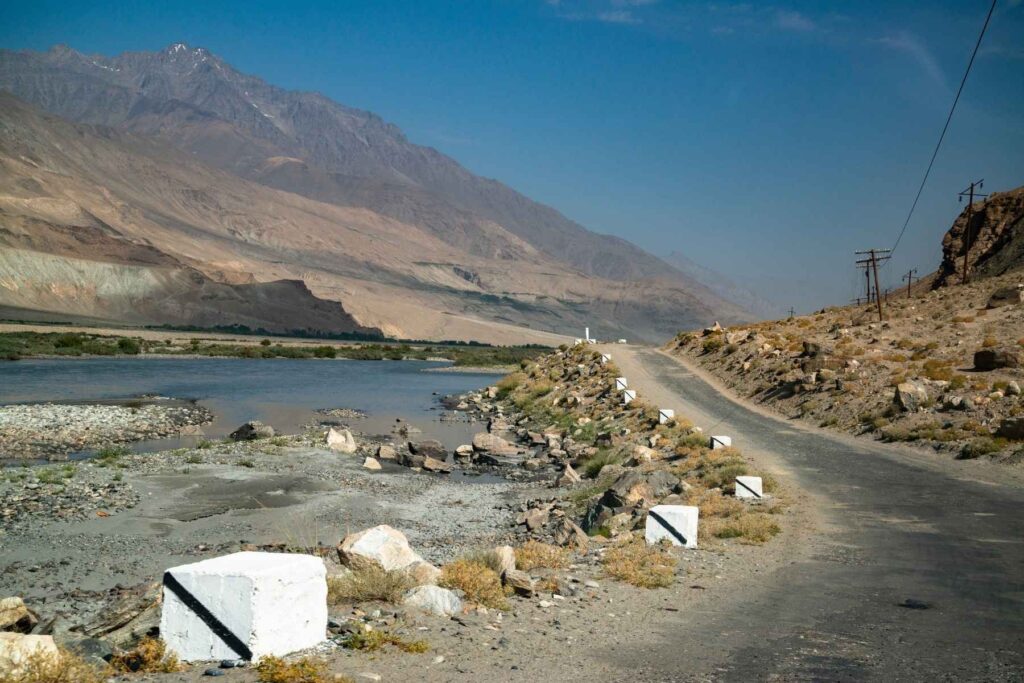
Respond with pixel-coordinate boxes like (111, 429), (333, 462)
(256, 655), (336, 683)
(107, 637), (182, 674)
(0, 647), (107, 683)
(439, 559), (509, 610)
(327, 565), (413, 605)
(708, 513), (781, 544)
(515, 540), (570, 571)
(602, 537), (678, 588)
(686, 488), (744, 519)
(341, 629), (429, 654)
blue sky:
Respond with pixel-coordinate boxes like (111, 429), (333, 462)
(1, 0), (1022, 312)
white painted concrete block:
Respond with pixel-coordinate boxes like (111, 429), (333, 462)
(617, 339), (627, 344)
(622, 389), (637, 405)
(645, 505), (699, 549)
(658, 408), (675, 425)
(574, 338), (583, 345)
(709, 435), (732, 450)
(161, 552), (327, 662)
(735, 475), (763, 499)
(600, 353), (611, 364)
(615, 377), (628, 391)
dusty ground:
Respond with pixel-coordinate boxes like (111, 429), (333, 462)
(669, 271), (1024, 462)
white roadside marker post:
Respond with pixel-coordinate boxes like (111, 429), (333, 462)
(600, 353), (611, 364)
(615, 377), (628, 391)
(735, 476), (764, 500)
(645, 505), (699, 549)
(709, 435), (732, 449)
(658, 408), (675, 425)
(160, 552), (327, 662)
(623, 389), (636, 405)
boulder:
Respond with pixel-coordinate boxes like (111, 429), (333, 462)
(894, 382), (928, 413)
(554, 464), (581, 487)
(376, 444), (397, 460)
(986, 285), (1024, 309)
(406, 561), (442, 586)
(975, 348), (1022, 371)
(995, 417), (1024, 440)
(502, 570), (535, 597)
(228, 421), (274, 441)
(403, 586), (462, 617)
(327, 428), (357, 454)
(627, 445), (658, 466)
(601, 470), (680, 509)
(337, 525), (424, 572)
(0, 598), (37, 634)
(0, 633), (59, 676)
(524, 508), (549, 531)
(493, 546), (516, 576)
(422, 456), (452, 473)
(362, 457), (382, 471)
(454, 444), (474, 460)
(550, 517), (589, 552)
(1008, 381), (1022, 396)
(472, 432), (519, 456)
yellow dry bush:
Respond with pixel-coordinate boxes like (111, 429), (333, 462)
(0, 647), (107, 683)
(686, 487), (744, 519)
(514, 540), (569, 571)
(707, 513), (781, 544)
(107, 637), (182, 674)
(327, 565), (413, 604)
(439, 559), (509, 610)
(256, 655), (336, 683)
(602, 537), (678, 588)
(341, 629), (429, 654)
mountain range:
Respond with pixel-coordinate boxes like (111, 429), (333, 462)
(0, 43), (751, 343)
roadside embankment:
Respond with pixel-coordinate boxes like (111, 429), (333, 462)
(669, 272), (1024, 463)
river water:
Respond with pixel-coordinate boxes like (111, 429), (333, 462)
(0, 357), (499, 453)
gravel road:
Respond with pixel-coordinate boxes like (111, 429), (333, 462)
(608, 345), (1024, 682)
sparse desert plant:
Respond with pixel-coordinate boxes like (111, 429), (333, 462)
(602, 537), (677, 588)
(461, 548), (504, 574)
(702, 336), (725, 354)
(581, 448), (623, 478)
(981, 337), (998, 348)
(255, 655), (334, 683)
(922, 359), (954, 382)
(495, 372), (525, 399)
(515, 540), (569, 571)
(341, 629), (428, 654)
(107, 637), (182, 673)
(0, 646), (108, 683)
(327, 565), (413, 604)
(439, 559), (509, 610)
(711, 513), (781, 543)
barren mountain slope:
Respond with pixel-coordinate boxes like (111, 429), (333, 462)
(0, 43), (749, 326)
(934, 185), (1024, 287)
(0, 93), (720, 342)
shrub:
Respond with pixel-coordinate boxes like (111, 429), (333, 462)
(922, 359), (954, 382)
(326, 565), (413, 604)
(260, 339), (272, 346)
(461, 548), (504, 574)
(602, 537), (677, 588)
(117, 337), (141, 354)
(515, 541), (569, 571)
(711, 513), (781, 543)
(108, 637), (182, 673)
(0, 646), (107, 683)
(495, 372), (525, 400)
(439, 559), (509, 610)
(702, 336), (724, 354)
(981, 337), (998, 348)
(313, 345), (336, 358)
(582, 448), (623, 478)
(341, 629), (429, 654)
(959, 437), (1007, 459)
(255, 655), (333, 683)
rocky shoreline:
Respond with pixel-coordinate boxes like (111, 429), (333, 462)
(0, 400), (213, 461)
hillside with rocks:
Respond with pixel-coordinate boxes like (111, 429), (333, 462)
(934, 185), (1024, 287)
(0, 43), (750, 342)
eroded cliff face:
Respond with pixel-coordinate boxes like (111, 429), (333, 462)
(935, 185), (1024, 288)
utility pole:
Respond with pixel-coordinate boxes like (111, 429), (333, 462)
(958, 179), (988, 284)
(858, 261), (872, 303)
(788, 307), (795, 319)
(855, 249), (891, 321)
(902, 268), (918, 299)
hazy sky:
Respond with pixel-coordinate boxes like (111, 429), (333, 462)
(2, 0), (1022, 312)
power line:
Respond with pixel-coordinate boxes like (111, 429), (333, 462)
(887, 0), (997, 259)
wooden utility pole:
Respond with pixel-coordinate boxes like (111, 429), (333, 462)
(855, 249), (891, 321)
(958, 179), (988, 284)
(902, 268), (918, 299)
(788, 307), (795, 319)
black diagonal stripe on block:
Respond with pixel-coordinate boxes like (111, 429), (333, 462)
(648, 508), (689, 547)
(711, 436), (726, 448)
(162, 571), (253, 661)
(736, 478), (762, 499)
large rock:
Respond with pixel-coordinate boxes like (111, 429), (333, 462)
(376, 444), (397, 460)
(894, 382), (928, 413)
(472, 432), (519, 456)
(362, 457), (382, 471)
(0, 598), (37, 634)
(524, 508), (549, 531)
(229, 421), (274, 441)
(0, 633), (59, 676)
(974, 348), (1022, 371)
(422, 456), (452, 473)
(550, 517), (589, 552)
(987, 285), (1024, 309)
(337, 525), (424, 572)
(502, 570), (535, 597)
(995, 417), (1024, 440)
(493, 546), (516, 576)
(327, 428), (357, 454)
(409, 440), (447, 459)
(601, 470), (680, 509)
(403, 586), (462, 617)
(554, 464), (581, 487)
